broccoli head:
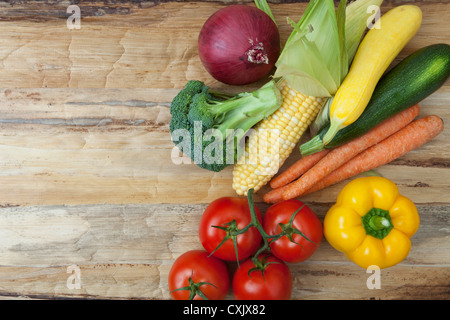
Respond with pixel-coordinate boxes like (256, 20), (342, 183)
(169, 80), (282, 172)
(169, 80), (208, 133)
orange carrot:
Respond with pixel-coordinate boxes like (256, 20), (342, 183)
(264, 181), (291, 203)
(280, 104), (421, 201)
(269, 150), (329, 189)
(264, 104), (421, 203)
(298, 115), (444, 197)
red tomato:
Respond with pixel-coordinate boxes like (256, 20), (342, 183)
(199, 197), (262, 262)
(263, 199), (323, 263)
(232, 254), (292, 300)
(168, 250), (230, 300)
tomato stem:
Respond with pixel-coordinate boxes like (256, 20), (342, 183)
(247, 254), (280, 280)
(209, 189), (272, 265)
(246, 189), (317, 266)
(278, 205), (317, 246)
(170, 273), (216, 300)
(209, 188), (315, 269)
(246, 189), (273, 260)
(246, 189), (287, 268)
(210, 218), (255, 267)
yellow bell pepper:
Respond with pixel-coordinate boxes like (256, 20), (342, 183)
(324, 176), (420, 269)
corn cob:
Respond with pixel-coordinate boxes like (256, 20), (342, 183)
(232, 81), (327, 196)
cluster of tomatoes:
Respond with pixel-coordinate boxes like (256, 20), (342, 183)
(168, 191), (323, 300)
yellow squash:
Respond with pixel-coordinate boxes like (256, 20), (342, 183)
(323, 5), (423, 145)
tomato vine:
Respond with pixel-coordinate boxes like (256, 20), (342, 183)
(210, 188), (316, 268)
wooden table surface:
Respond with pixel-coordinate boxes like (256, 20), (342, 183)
(0, 0), (448, 300)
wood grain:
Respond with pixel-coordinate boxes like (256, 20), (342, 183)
(0, 86), (447, 206)
(0, 203), (448, 299)
(0, 0), (449, 300)
(0, 2), (448, 89)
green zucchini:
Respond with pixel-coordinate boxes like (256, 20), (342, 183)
(300, 43), (450, 156)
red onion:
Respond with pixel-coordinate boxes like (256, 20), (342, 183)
(198, 5), (280, 85)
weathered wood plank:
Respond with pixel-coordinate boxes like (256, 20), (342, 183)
(1, 262), (448, 300)
(0, 264), (163, 300)
(0, 2), (448, 89)
(0, 0), (445, 21)
(1, 203), (448, 266)
(0, 85), (448, 205)
(0, 0), (448, 301)
(0, 203), (448, 299)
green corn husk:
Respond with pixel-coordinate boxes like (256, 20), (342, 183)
(274, 0), (383, 100)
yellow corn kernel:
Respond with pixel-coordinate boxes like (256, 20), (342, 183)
(232, 82), (326, 196)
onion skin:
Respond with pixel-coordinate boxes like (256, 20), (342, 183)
(198, 5), (280, 85)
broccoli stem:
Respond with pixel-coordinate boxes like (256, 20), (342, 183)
(213, 80), (282, 141)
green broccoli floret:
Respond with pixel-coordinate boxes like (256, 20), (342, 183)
(169, 80), (282, 172)
(169, 80), (207, 133)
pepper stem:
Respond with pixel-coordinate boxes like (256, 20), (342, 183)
(361, 207), (394, 240)
(369, 216), (391, 231)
